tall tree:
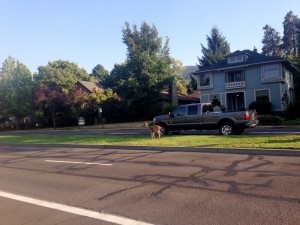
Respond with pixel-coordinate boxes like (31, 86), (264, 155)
(90, 64), (109, 83)
(106, 22), (173, 119)
(0, 56), (33, 129)
(283, 11), (299, 56)
(261, 25), (283, 56)
(198, 26), (231, 67)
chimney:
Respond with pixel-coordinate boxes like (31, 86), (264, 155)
(253, 46), (257, 53)
(171, 81), (178, 106)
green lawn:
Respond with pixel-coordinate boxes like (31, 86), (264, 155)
(0, 134), (299, 150)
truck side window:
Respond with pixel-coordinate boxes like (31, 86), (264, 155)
(202, 104), (214, 113)
(172, 106), (185, 116)
(188, 105), (198, 115)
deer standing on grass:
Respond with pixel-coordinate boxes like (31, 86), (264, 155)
(144, 121), (161, 140)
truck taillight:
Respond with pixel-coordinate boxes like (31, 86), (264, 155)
(245, 112), (249, 120)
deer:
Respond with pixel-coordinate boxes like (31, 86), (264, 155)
(143, 121), (161, 140)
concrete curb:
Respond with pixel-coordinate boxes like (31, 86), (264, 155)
(1, 143), (300, 156)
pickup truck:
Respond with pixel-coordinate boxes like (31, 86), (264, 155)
(153, 103), (258, 135)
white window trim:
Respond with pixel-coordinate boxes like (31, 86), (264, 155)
(228, 55), (244, 64)
(197, 72), (213, 89)
(261, 63), (283, 82)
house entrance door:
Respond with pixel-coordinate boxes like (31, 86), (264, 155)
(226, 92), (245, 111)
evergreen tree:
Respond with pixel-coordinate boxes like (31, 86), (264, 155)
(198, 26), (230, 67)
(90, 64), (109, 83)
(105, 22), (173, 119)
(261, 25), (283, 56)
(283, 11), (299, 56)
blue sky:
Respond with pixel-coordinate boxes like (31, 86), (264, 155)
(1, 0), (299, 73)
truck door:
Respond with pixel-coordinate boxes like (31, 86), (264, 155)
(185, 104), (201, 129)
(201, 104), (220, 129)
(167, 106), (186, 129)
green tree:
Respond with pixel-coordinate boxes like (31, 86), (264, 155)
(90, 64), (109, 83)
(105, 22), (173, 119)
(261, 25), (283, 56)
(34, 60), (91, 128)
(35, 60), (91, 93)
(283, 11), (299, 56)
(0, 56), (33, 129)
(198, 26), (231, 66)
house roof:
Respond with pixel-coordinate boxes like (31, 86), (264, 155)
(192, 50), (298, 74)
(160, 90), (200, 102)
(78, 81), (103, 93)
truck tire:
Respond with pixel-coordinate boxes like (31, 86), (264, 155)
(219, 122), (235, 135)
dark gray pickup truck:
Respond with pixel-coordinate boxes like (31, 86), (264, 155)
(153, 103), (258, 135)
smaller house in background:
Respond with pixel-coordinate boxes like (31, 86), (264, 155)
(159, 90), (200, 105)
(77, 80), (103, 94)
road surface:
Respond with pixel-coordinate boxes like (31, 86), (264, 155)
(0, 144), (299, 225)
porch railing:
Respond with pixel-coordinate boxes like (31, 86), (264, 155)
(225, 81), (246, 89)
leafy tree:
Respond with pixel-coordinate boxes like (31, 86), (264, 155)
(0, 56), (33, 129)
(34, 83), (66, 130)
(105, 22), (173, 119)
(90, 64), (109, 83)
(34, 60), (91, 93)
(198, 26), (231, 67)
(283, 11), (299, 56)
(261, 25), (283, 56)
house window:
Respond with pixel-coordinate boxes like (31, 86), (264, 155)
(228, 55), (243, 64)
(226, 71), (244, 82)
(255, 90), (270, 102)
(198, 73), (212, 89)
(262, 64), (280, 80)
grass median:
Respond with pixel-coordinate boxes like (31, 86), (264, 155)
(0, 134), (299, 150)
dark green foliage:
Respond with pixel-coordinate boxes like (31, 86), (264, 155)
(249, 101), (272, 115)
(90, 64), (109, 83)
(104, 22), (173, 120)
(287, 103), (300, 120)
(198, 26), (231, 67)
(258, 115), (284, 125)
(283, 11), (299, 56)
(261, 25), (283, 56)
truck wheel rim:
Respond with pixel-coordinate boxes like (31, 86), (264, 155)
(222, 125), (232, 135)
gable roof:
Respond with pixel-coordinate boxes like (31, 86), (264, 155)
(78, 81), (103, 93)
(192, 50), (298, 74)
(160, 90), (200, 103)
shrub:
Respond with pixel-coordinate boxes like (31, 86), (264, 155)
(258, 114), (284, 126)
(249, 101), (272, 115)
(287, 103), (300, 120)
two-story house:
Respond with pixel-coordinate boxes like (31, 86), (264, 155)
(192, 49), (298, 112)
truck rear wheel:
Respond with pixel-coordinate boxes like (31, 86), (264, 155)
(219, 122), (235, 135)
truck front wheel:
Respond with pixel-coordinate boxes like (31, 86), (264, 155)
(159, 124), (169, 135)
(219, 122), (235, 135)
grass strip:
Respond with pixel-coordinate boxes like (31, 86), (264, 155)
(0, 134), (299, 150)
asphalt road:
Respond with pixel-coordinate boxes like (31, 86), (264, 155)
(0, 144), (299, 225)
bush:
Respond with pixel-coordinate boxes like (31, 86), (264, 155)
(287, 103), (300, 120)
(258, 114), (284, 126)
(249, 101), (272, 115)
